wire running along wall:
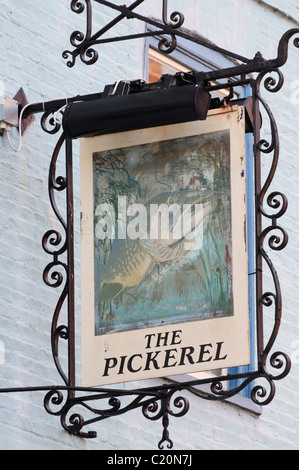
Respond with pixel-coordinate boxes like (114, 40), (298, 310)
(1, 0), (299, 450)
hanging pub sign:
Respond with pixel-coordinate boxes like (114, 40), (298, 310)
(80, 106), (250, 387)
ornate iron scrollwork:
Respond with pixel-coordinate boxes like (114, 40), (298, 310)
(42, 385), (189, 445)
(62, 0), (251, 68)
(38, 24), (299, 447)
(0, 1), (297, 449)
(42, 132), (69, 385)
(199, 65), (294, 408)
(63, 0), (99, 67)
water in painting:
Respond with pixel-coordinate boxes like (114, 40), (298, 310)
(93, 130), (233, 335)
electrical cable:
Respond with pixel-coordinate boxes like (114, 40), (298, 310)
(53, 103), (68, 125)
(6, 99), (69, 152)
(6, 101), (33, 152)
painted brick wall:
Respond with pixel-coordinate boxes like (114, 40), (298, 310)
(0, 0), (298, 450)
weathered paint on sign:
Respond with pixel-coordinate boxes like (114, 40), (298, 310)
(80, 106), (250, 386)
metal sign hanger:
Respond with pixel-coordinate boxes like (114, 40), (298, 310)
(1, 0), (298, 449)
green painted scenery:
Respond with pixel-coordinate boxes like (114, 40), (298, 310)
(93, 131), (233, 335)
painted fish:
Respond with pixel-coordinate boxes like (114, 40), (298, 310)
(97, 190), (214, 303)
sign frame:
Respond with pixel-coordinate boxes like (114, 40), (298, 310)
(2, 18), (295, 449)
(80, 106), (250, 387)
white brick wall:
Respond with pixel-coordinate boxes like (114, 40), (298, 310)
(0, 0), (298, 450)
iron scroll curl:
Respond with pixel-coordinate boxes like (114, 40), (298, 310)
(38, 25), (299, 447)
(0, 4), (292, 447)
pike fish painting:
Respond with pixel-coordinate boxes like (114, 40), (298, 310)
(93, 130), (233, 335)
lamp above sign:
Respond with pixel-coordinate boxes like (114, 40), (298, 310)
(62, 76), (212, 139)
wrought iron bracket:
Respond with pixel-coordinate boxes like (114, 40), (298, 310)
(62, 0), (299, 80)
(62, 0), (253, 68)
(1, 0), (298, 449)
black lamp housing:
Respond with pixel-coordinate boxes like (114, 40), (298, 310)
(62, 80), (212, 139)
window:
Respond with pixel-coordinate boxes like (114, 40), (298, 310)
(145, 32), (260, 414)
(148, 48), (190, 83)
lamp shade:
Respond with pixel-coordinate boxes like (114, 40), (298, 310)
(62, 83), (211, 139)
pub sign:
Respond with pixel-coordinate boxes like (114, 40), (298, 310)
(80, 106), (250, 386)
